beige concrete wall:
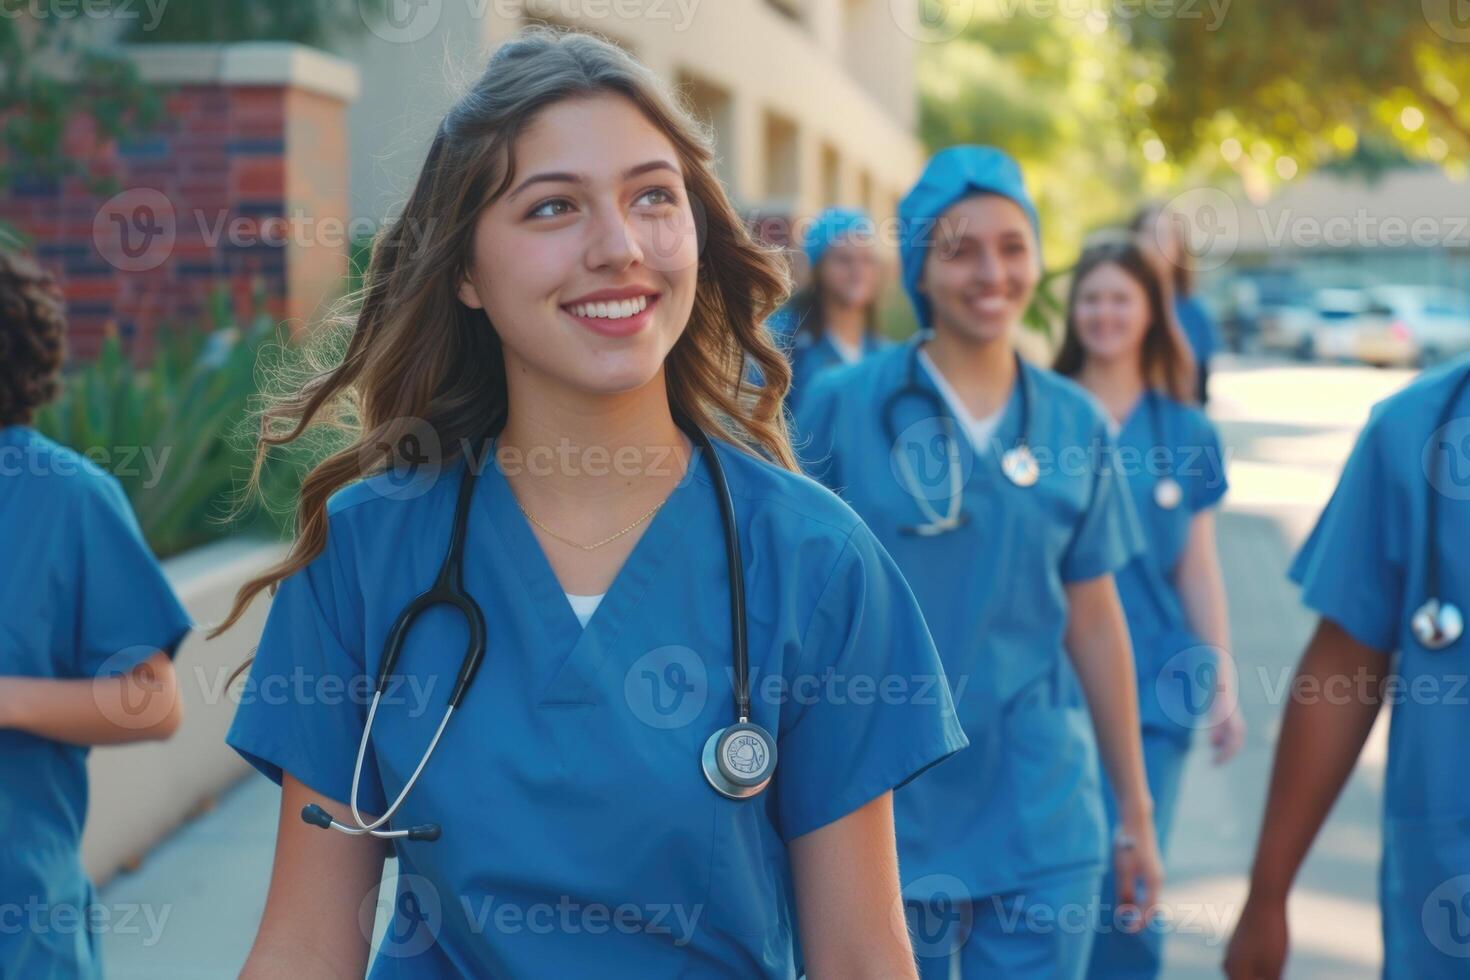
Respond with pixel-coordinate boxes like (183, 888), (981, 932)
(81, 538), (288, 887)
(340, 0), (922, 234)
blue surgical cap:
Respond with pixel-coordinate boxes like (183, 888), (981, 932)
(898, 146), (1041, 329)
(801, 207), (876, 270)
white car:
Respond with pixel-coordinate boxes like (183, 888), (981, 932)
(1351, 287), (1470, 367)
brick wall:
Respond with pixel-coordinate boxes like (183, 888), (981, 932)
(0, 44), (359, 363)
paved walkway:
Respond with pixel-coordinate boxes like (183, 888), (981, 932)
(97, 357), (1411, 978)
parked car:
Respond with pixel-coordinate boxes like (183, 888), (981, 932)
(1350, 287), (1470, 367)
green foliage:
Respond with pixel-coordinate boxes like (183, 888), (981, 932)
(31, 288), (324, 559)
(0, 11), (161, 189)
(118, 0), (390, 46)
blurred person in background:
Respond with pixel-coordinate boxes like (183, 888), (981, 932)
(1133, 203), (1216, 405)
(0, 247), (193, 978)
(1054, 236), (1243, 978)
(779, 207), (888, 419)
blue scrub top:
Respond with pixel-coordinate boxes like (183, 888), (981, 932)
(0, 425), (192, 979)
(1174, 294), (1220, 365)
(786, 329), (887, 420)
(795, 339), (1145, 900)
(1289, 357), (1470, 975)
(1112, 391), (1229, 743)
(226, 435), (968, 978)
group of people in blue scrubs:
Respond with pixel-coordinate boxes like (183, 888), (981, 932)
(7, 25), (1469, 980)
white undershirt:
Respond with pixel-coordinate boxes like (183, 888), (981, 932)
(828, 333), (863, 364)
(565, 592), (606, 628)
(917, 348), (1005, 452)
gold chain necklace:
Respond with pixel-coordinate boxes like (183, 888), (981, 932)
(516, 497), (665, 551)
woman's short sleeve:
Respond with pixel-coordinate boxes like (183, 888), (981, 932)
(225, 514), (388, 813)
(71, 474), (193, 678)
(774, 523), (969, 842)
(1184, 412), (1229, 512)
(1288, 415), (1404, 654)
(1060, 426), (1146, 583)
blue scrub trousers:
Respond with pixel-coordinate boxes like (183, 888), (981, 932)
(1086, 728), (1189, 980)
(908, 871), (1104, 979)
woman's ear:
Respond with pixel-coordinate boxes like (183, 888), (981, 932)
(457, 274), (484, 310)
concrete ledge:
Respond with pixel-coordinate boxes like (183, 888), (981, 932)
(118, 41), (361, 102)
(81, 536), (290, 888)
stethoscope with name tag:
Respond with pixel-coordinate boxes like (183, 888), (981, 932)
(882, 339), (1038, 536)
(300, 416), (778, 843)
(1412, 366), (1470, 650)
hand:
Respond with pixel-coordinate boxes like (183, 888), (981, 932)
(1210, 709), (1247, 765)
(1223, 893), (1288, 979)
(1112, 814), (1164, 932)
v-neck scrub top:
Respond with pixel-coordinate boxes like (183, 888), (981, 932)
(226, 435), (969, 977)
(795, 340), (1145, 901)
(0, 425), (193, 979)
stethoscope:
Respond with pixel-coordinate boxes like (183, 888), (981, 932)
(881, 337), (1037, 536)
(1143, 392), (1184, 511)
(301, 418), (777, 843)
(1412, 366), (1470, 650)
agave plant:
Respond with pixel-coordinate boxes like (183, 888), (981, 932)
(33, 286), (319, 559)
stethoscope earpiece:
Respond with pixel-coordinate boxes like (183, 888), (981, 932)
(1411, 598), (1464, 651)
(702, 722), (777, 800)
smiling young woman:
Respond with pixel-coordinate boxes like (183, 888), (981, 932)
(211, 26), (967, 979)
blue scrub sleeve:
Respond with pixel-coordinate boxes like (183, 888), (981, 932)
(72, 474), (192, 678)
(226, 519), (388, 813)
(1185, 413), (1229, 512)
(774, 523), (969, 842)
(1060, 426), (1145, 582)
(1288, 416), (1405, 654)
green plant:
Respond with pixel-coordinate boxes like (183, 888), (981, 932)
(32, 287), (323, 558)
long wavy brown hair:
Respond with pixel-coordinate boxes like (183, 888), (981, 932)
(1053, 236), (1196, 403)
(211, 25), (794, 643)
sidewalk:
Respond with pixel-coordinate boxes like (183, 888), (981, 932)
(97, 357), (1408, 978)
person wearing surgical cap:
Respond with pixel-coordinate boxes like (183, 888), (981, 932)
(796, 146), (1163, 979)
(770, 207), (888, 419)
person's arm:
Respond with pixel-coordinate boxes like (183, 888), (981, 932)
(0, 650), (182, 744)
(1223, 617), (1388, 980)
(240, 773), (389, 978)
(1172, 509), (1245, 763)
(1064, 573), (1164, 927)
(789, 791), (917, 980)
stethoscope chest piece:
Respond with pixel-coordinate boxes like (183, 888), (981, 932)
(1412, 598), (1464, 651)
(702, 721), (777, 800)
(1154, 476), (1183, 511)
(1001, 445), (1039, 488)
